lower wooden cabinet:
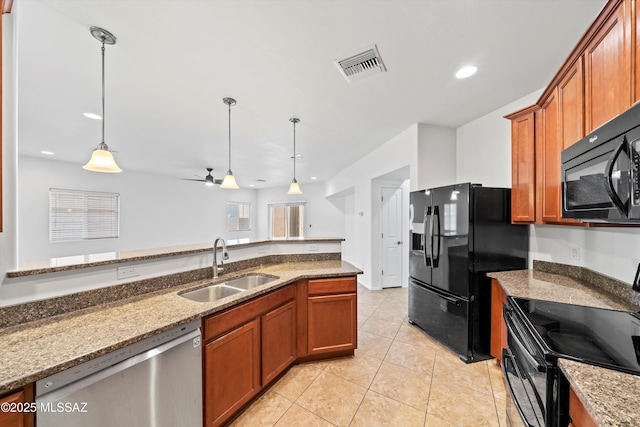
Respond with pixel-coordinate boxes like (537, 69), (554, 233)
(202, 275), (357, 426)
(490, 278), (508, 363)
(204, 319), (261, 427)
(307, 277), (358, 356)
(261, 300), (296, 384)
(0, 386), (34, 427)
(569, 386), (598, 427)
(308, 293), (357, 355)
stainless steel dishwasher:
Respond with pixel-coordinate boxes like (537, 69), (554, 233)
(35, 319), (202, 427)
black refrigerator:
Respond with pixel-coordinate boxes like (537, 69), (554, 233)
(408, 183), (528, 363)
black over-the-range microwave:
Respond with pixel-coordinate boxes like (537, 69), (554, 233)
(561, 101), (640, 222)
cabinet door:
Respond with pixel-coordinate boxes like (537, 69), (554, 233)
(0, 390), (26, 427)
(489, 279), (507, 363)
(204, 319), (260, 427)
(509, 108), (537, 223)
(541, 89), (561, 223)
(559, 59), (585, 150)
(307, 293), (357, 355)
(262, 300), (296, 385)
(585, 0), (631, 133)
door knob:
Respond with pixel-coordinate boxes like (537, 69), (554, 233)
(397, 241), (402, 245)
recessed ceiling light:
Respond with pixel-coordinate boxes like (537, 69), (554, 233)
(249, 184), (255, 187)
(41, 151), (54, 155)
(83, 112), (102, 120)
(455, 65), (477, 79)
(311, 176), (317, 180)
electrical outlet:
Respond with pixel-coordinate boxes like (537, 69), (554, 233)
(117, 266), (140, 280)
(569, 245), (580, 261)
(257, 245), (268, 254)
(308, 244), (319, 252)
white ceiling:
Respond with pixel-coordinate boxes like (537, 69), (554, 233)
(16, 0), (605, 188)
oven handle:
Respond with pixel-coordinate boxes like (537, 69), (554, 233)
(502, 348), (544, 427)
(605, 136), (629, 215)
(503, 305), (545, 372)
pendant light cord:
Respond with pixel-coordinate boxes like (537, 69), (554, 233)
(293, 120), (297, 180)
(101, 39), (106, 146)
(228, 101), (232, 171)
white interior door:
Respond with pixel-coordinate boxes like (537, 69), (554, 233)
(381, 186), (403, 288)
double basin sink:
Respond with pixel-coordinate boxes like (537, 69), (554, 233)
(180, 274), (278, 303)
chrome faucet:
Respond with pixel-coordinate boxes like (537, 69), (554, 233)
(213, 237), (229, 278)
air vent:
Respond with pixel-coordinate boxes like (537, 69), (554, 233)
(335, 44), (387, 83)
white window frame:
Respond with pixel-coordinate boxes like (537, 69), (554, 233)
(49, 188), (120, 242)
(226, 201), (251, 232)
(268, 201), (306, 239)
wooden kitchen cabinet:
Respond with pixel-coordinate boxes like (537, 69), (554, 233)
(506, 106), (538, 224)
(489, 278), (508, 363)
(261, 299), (296, 385)
(558, 59), (585, 150)
(307, 277), (357, 355)
(584, 0), (631, 133)
(204, 319), (261, 427)
(0, 385), (34, 427)
(540, 89), (562, 223)
(203, 285), (295, 427)
(568, 385), (598, 427)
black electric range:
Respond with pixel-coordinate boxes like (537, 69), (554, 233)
(511, 297), (640, 375)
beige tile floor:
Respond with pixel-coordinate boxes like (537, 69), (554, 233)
(230, 285), (507, 427)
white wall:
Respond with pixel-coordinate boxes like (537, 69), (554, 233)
(255, 181), (345, 239)
(456, 89), (543, 187)
(0, 13), (17, 279)
(417, 123), (457, 190)
(324, 126), (418, 289)
(18, 156), (258, 261)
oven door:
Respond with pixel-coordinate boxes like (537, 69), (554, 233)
(503, 305), (548, 427)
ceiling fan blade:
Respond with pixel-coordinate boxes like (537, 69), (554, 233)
(214, 179), (224, 184)
(181, 178), (206, 182)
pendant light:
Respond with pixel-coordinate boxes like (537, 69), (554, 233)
(287, 118), (302, 195)
(83, 26), (122, 173)
(220, 97), (239, 189)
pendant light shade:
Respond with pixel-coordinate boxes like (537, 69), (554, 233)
(287, 118), (302, 195)
(220, 97), (239, 189)
(83, 26), (122, 173)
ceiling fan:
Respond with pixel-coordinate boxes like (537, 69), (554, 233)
(182, 168), (223, 186)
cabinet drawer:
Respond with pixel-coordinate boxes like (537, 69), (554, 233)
(204, 285), (295, 341)
(308, 277), (356, 296)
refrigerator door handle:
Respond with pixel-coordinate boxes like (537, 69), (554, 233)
(424, 206), (432, 266)
(433, 205), (441, 268)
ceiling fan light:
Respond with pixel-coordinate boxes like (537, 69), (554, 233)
(220, 170), (239, 189)
(82, 146), (122, 173)
(287, 179), (302, 195)
(204, 179), (214, 187)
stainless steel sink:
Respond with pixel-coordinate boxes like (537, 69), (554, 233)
(179, 274), (278, 303)
(221, 274), (277, 290)
(180, 284), (242, 303)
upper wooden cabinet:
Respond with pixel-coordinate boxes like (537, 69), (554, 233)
(507, 0), (634, 225)
(506, 106), (538, 224)
(559, 58), (585, 149)
(584, 0), (631, 132)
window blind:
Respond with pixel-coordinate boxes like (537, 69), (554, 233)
(49, 189), (120, 242)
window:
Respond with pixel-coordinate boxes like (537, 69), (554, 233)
(227, 202), (251, 232)
(269, 202), (305, 239)
(49, 189), (120, 242)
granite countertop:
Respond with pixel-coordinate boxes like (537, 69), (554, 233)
(489, 262), (639, 427)
(7, 237), (346, 278)
(0, 260), (361, 395)
(559, 359), (640, 427)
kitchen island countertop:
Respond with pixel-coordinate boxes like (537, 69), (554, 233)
(0, 260), (361, 395)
